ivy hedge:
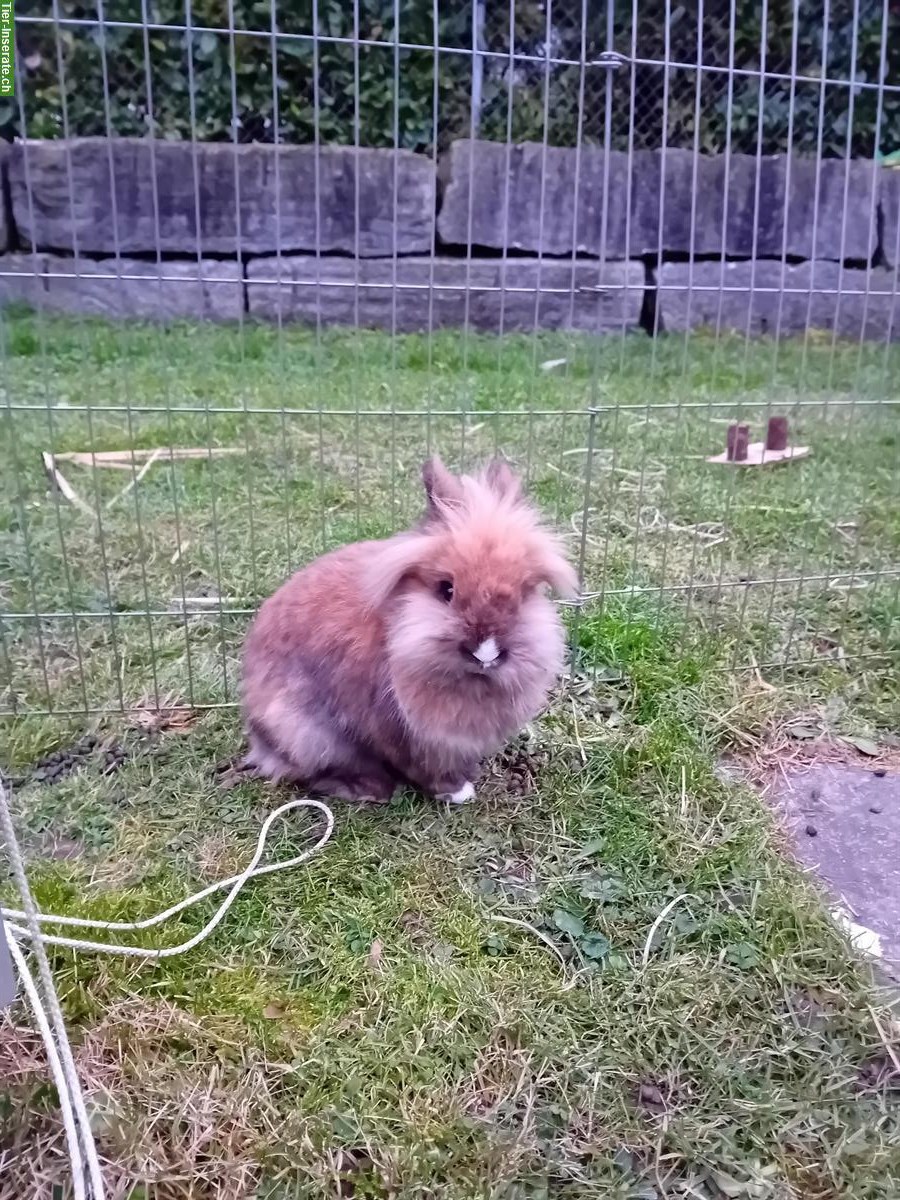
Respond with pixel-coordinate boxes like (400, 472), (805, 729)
(10, 1), (900, 158)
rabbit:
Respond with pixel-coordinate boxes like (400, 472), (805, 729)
(240, 455), (578, 805)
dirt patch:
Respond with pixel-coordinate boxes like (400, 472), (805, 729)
(856, 1054), (900, 1093)
(5, 705), (203, 793)
(732, 717), (900, 792)
(634, 1078), (672, 1114)
(398, 909), (431, 945)
(213, 739), (552, 802)
(127, 697), (199, 735)
(38, 834), (86, 861)
(489, 740), (551, 797)
(5, 734), (129, 788)
(333, 1147), (380, 1198)
(632, 1074), (690, 1117)
(213, 752), (255, 790)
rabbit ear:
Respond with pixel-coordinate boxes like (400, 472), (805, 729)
(483, 457), (523, 503)
(421, 455), (463, 522)
(535, 543), (580, 599)
(362, 533), (430, 611)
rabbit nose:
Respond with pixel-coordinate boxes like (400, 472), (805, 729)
(463, 636), (502, 666)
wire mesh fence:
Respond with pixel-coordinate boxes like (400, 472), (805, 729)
(11, 1), (900, 154)
(1, 1), (899, 721)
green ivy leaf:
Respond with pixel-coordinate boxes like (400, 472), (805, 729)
(580, 933), (611, 960)
(196, 31), (219, 59)
(278, 39), (311, 60)
(579, 872), (626, 903)
(552, 909), (585, 939)
(673, 910), (700, 937)
(726, 941), (761, 971)
(575, 837), (606, 859)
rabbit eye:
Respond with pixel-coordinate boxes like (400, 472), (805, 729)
(437, 579), (454, 603)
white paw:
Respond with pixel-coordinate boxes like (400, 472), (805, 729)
(439, 781), (476, 805)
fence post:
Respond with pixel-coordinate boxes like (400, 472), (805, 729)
(471, 1), (485, 136)
(571, 406), (600, 669)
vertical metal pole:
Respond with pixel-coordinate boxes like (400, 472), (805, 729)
(572, 406), (599, 666)
(471, 0), (485, 137)
(139, 0), (196, 708)
(184, 0), (230, 701)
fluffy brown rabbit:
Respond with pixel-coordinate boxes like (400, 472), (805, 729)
(241, 456), (578, 804)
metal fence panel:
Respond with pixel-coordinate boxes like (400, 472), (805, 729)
(1, 1), (898, 719)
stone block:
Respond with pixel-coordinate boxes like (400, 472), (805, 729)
(774, 762), (900, 977)
(437, 139), (632, 257)
(247, 255), (644, 334)
(439, 140), (878, 261)
(0, 254), (244, 321)
(9, 139), (435, 256)
(657, 260), (899, 341)
(629, 149), (726, 256)
(728, 155), (877, 261)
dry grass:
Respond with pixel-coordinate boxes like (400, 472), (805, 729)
(1, 1000), (271, 1199)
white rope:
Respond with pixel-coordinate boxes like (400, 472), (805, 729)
(5, 934), (88, 1200)
(0, 777), (106, 1199)
(2, 797), (335, 957)
(0, 781), (335, 1199)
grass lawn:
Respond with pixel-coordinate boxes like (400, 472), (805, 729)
(1, 310), (899, 1198)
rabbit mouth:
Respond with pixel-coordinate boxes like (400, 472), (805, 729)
(459, 636), (508, 673)
(463, 650), (508, 676)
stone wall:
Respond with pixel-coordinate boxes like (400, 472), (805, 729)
(438, 141), (879, 260)
(0, 137), (897, 339)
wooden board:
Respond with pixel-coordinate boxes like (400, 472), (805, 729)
(706, 442), (811, 467)
(55, 447), (245, 468)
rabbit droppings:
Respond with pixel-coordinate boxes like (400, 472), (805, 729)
(241, 456), (578, 804)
